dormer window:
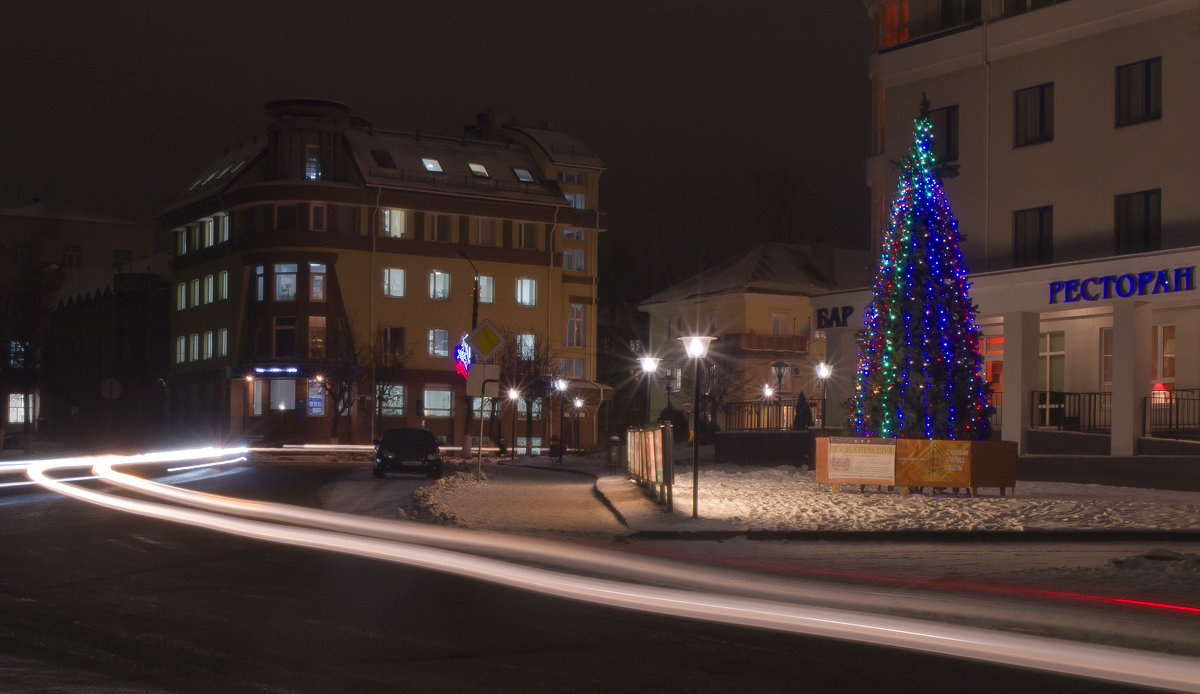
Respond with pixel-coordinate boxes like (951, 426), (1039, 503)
(513, 167), (535, 183)
(372, 150), (396, 168)
(421, 157), (444, 173)
(468, 162), (490, 178)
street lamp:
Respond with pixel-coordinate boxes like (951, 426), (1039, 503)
(817, 362), (832, 431)
(573, 397), (583, 452)
(508, 388), (520, 461)
(554, 377), (568, 465)
(663, 372), (676, 411)
(454, 247), (479, 330)
(679, 334), (715, 519)
(771, 361), (788, 430)
(639, 356), (660, 425)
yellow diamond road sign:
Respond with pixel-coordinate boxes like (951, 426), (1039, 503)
(467, 319), (505, 361)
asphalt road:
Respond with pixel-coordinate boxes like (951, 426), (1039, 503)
(0, 463), (1167, 693)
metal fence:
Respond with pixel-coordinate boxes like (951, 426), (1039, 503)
(724, 398), (825, 431)
(1030, 391), (1112, 433)
(1145, 390), (1200, 440)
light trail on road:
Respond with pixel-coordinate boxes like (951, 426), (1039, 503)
(20, 447), (1200, 693)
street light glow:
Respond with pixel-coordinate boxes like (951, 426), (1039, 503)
(508, 388), (520, 401)
(639, 356), (661, 374)
(818, 362), (832, 380)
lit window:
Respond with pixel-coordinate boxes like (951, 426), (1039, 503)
(176, 230), (187, 256)
(204, 275), (215, 304)
(383, 268), (405, 297)
(8, 393), (26, 424)
(275, 263), (298, 301)
(566, 304), (585, 347)
(382, 208), (408, 238)
(255, 265), (265, 302)
(421, 157), (444, 173)
(473, 397), (497, 419)
(218, 271), (229, 300)
(310, 263), (326, 302)
(429, 270), (451, 300)
(428, 328), (450, 357)
(559, 357), (585, 379)
(309, 316), (326, 359)
(513, 167), (534, 182)
(479, 275), (494, 303)
(203, 331), (214, 359)
(563, 249), (585, 272)
(517, 398), (544, 419)
(176, 336), (186, 364)
(877, 0), (909, 48)
(423, 388), (454, 418)
(270, 379), (296, 410)
(189, 334), (200, 362)
(202, 219), (215, 247)
(468, 162), (489, 178)
(307, 379), (325, 416)
(190, 279), (200, 307)
(216, 215), (229, 242)
(219, 329), (228, 357)
(564, 193), (585, 209)
(176, 283), (187, 311)
(517, 333), (536, 360)
(516, 278), (537, 306)
(563, 228), (585, 240)
(379, 384), (406, 416)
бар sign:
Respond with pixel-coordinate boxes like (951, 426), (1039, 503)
(1048, 266), (1194, 304)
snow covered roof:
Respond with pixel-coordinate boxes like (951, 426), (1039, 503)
(503, 124), (604, 169)
(638, 242), (875, 308)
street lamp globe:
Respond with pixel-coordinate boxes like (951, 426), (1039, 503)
(681, 335), (715, 359)
(639, 356), (661, 375)
(763, 384), (773, 398)
(508, 388), (520, 401)
(817, 362), (832, 380)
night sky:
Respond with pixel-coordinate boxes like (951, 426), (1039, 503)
(2, 1), (871, 299)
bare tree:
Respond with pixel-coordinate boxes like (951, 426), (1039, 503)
(489, 325), (559, 455)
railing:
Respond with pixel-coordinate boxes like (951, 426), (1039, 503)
(1145, 390), (1200, 440)
(725, 398), (825, 431)
(1030, 391), (1112, 433)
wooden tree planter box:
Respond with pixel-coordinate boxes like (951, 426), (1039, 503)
(816, 437), (1018, 497)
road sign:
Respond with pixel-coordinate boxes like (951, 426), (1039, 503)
(466, 364), (500, 397)
(467, 319), (505, 361)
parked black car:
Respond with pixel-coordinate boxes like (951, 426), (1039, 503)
(372, 428), (443, 478)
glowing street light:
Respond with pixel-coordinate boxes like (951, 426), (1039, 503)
(508, 388), (520, 461)
(639, 356), (660, 425)
(679, 335), (715, 519)
(555, 378), (568, 465)
(817, 362), (832, 430)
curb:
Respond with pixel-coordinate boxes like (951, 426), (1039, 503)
(624, 529), (1200, 542)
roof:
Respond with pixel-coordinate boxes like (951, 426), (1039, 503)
(503, 125), (604, 169)
(163, 142), (264, 213)
(638, 242), (874, 308)
(0, 200), (146, 226)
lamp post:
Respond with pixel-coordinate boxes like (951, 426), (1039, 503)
(508, 388), (520, 461)
(817, 362), (832, 431)
(771, 361), (788, 430)
(554, 377), (568, 465)
(639, 356), (660, 425)
(454, 248), (479, 453)
(573, 397), (583, 452)
(244, 374), (254, 439)
(663, 372), (676, 411)
(680, 335), (715, 519)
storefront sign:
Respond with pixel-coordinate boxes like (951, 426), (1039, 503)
(816, 305), (856, 328)
(1049, 266), (1194, 304)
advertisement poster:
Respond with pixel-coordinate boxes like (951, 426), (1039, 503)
(895, 439), (970, 487)
(827, 438), (896, 483)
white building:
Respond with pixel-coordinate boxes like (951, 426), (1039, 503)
(813, 0), (1200, 455)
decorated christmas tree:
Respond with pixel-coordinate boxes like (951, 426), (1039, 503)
(849, 98), (992, 441)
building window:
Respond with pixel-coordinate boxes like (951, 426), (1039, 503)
(274, 263), (298, 301)
(517, 398), (544, 419)
(562, 249), (585, 272)
(518, 223), (539, 249)
(8, 393), (27, 424)
(1036, 331), (1065, 426)
(309, 316), (326, 359)
(1114, 189), (1161, 254)
(513, 167), (535, 183)
(1152, 324), (1175, 389)
(270, 379), (296, 411)
(216, 214), (229, 242)
(517, 333), (536, 360)
(382, 208), (408, 238)
(430, 214), (452, 242)
(770, 312), (790, 337)
(563, 228), (584, 240)
(472, 397), (497, 419)
(176, 336), (186, 364)
(476, 218), (496, 245)
(111, 248), (132, 270)
(516, 278), (537, 306)
(176, 230), (187, 256)
(311, 204), (326, 232)
(381, 327), (405, 364)
(876, 0), (909, 48)
(929, 104), (959, 163)
(189, 334), (200, 362)
(560, 357), (585, 379)
(274, 317), (296, 358)
(1099, 327), (1113, 393)
(307, 379), (325, 416)
(557, 171), (586, 185)
(202, 219), (215, 247)
(564, 193), (586, 209)
(190, 279), (200, 307)
(249, 379), (263, 416)
(379, 384), (406, 416)
(566, 304), (585, 347)
(276, 204), (298, 231)
(423, 388), (454, 418)
(421, 157), (444, 173)
(310, 263), (326, 302)
(219, 328), (228, 357)
(479, 275), (494, 303)
(1013, 206), (1053, 267)
(1116, 57), (1162, 127)
(371, 150), (396, 168)
(176, 283), (187, 311)
(219, 271), (229, 300)
(383, 268), (405, 297)
(204, 275), (215, 304)
(468, 162), (490, 178)
(61, 245), (82, 268)
(1015, 83), (1054, 147)
(428, 328), (450, 357)
(429, 270), (451, 300)
(255, 265), (264, 301)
